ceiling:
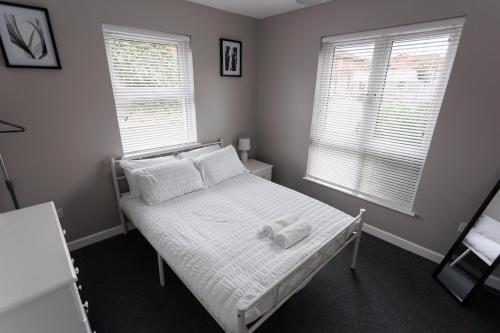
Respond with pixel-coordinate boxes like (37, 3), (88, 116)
(186, 0), (327, 19)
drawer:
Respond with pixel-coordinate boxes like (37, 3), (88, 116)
(70, 282), (89, 321)
(0, 284), (87, 333)
(252, 167), (272, 181)
(82, 317), (92, 333)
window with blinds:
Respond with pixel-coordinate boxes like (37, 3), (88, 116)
(103, 24), (197, 155)
(306, 18), (464, 215)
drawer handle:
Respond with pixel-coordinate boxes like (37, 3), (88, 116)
(83, 300), (89, 313)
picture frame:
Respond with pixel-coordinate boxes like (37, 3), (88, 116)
(0, 1), (61, 69)
(220, 38), (241, 77)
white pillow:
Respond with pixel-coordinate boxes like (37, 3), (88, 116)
(120, 156), (176, 197)
(177, 144), (221, 159)
(135, 158), (205, 205)
(194, 145), (248, 187)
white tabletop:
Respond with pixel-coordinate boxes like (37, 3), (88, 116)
(244, 159), (273, 173)
(0, 202), (76, 314)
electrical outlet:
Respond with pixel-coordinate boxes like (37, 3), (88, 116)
(458, 222), (467, 232)
(56, 208), (64, 219)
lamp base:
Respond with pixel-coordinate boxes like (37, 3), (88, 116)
(240, 150), (248, 163)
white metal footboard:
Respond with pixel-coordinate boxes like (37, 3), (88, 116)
(236, 209), (366, 333)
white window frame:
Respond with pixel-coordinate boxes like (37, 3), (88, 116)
(103, 24), (198, 157)
(304, 17), (465, 215)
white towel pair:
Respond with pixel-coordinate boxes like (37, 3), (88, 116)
(262, 215), (312, 249)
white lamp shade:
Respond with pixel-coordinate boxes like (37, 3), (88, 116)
(238, 137), (251, 151)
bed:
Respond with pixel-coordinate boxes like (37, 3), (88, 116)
(110, 140), (366, 333)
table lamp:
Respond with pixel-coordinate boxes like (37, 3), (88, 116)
(238, 137), (251, 163)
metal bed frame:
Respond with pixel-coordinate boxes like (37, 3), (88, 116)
(110, 139), (366, 333)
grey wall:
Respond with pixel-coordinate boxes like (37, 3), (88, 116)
(1, 0), (499, 260)
(256, 0), (500, 256)
(0, 0), (258, 241)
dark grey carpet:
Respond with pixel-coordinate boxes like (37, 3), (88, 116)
(72, 230), (500, 332)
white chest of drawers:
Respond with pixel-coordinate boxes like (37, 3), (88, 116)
(0, 202), (93, 333)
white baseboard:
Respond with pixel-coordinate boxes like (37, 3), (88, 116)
(362, 223), (500, 290)
(68, 223), (134, 251)
(362, 224), (443, 263)
(66, 220), (499, 290)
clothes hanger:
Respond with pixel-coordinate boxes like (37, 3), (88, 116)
(0, 119), (26, 133)
(0, 119), (26, 209)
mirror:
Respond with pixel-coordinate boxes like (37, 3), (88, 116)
(434, 179), (500, 303)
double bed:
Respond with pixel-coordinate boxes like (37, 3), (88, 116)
(111, 140), (365, 333)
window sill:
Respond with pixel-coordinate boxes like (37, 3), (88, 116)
(302, 176), (416, 217)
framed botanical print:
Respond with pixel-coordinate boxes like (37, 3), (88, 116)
(220, 38), (241, 77)
(0, 1), (61, 69)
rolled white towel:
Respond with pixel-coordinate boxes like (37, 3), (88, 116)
(274, 220), (313, 249)
(262, 215), (300, 238)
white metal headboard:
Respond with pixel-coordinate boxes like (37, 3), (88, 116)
(110, 139), (223, 233)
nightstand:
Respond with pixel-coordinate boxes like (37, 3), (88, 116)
(245, 159), (273, 181)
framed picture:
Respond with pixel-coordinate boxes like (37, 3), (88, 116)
(220, 38), (241, 77)
(0, 1), (61, 69)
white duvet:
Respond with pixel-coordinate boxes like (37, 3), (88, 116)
(120, 174), (357, 332)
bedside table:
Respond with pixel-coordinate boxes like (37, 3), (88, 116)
(245, 159), (273, 181)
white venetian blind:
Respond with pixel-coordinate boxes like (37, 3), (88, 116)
(103, 24), (197, 155)
(306, 18), (464, 214)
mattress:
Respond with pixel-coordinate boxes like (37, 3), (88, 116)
(120, 174), (357, 332)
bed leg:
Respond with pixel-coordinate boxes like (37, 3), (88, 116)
(351, 209), (366, 270)
(157, 252), (165, 287)
(120, 212), (128, 234)
(237, 306), (248, 333)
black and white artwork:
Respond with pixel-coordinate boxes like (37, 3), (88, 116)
(0, 1), (60, 68)
(220, 38), (241, 77)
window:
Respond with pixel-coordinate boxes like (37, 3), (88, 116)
(306, 18), (464, 215)
(103, 25), (197, 155)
